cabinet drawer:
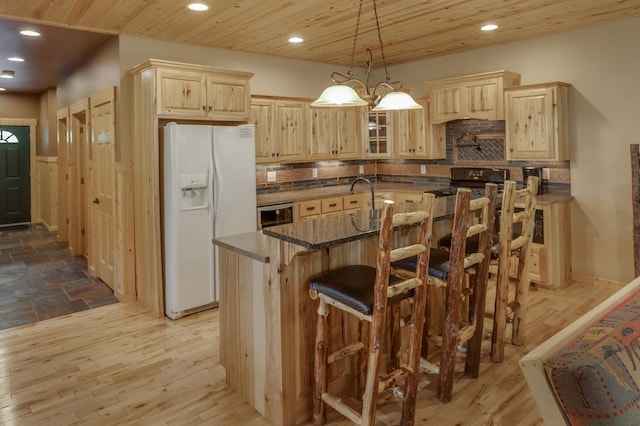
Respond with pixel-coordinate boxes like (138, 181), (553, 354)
(298, 200), (322, 217)
(343, 194), (363, 210)
(394, 192), (423, 205)
(321, 197), (343, 213)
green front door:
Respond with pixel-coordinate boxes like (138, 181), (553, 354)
(0, 126), (30, 225)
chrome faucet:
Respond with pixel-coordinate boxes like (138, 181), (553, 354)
(350, 177), (375, 212)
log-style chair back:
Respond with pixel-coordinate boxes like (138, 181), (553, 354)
(435, 184), (498, 402)
(309, 193), (435, 426)
(490, 176), (539, 362)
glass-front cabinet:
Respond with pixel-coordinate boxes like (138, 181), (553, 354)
(366, 111), (391, 158)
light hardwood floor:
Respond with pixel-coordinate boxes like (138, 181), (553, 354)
(0, 279), (624, 425)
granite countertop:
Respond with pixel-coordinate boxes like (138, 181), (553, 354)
(263, 209), (386, 250)
(213, 231), (271, 263)
(262, 202), (446, 250)
(219, 184), (573, 262)
(257, 182), (572, 207)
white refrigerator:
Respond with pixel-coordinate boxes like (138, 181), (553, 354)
(163, 122), (257, 319)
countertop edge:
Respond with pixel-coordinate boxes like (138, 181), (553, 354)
(213, 232), (270, 263)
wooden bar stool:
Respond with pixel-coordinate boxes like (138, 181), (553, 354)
(309, 194), (435, 426)
(490, 176), (539, 362)
(392, 184), (497, 403)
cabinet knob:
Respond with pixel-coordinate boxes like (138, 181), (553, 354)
(93, 198), (100, 205)
(208, 106), (213, 112)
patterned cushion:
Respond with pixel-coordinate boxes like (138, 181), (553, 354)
(544, 289), (640, 425)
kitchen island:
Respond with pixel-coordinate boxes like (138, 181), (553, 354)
(214, 190), (573, 425)
(215, 206), (429, 425)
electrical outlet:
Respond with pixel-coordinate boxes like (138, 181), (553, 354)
(312, 168), (318, 178)
(267, 171), (277, 182)
(420, 165), (427, 175)
(359, 165), (364, 174)
(542, 168), (551, 180)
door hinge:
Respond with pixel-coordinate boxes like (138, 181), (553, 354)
(66, 218), (69, 224)
(81, 228), (85, 236)
(81, 177), (84, 184)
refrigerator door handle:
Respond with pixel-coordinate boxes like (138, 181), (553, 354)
(209, 152), (216, 231)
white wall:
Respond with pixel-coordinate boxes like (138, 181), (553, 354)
(389, 17), (640, 284)
(116, 17), (639, 284)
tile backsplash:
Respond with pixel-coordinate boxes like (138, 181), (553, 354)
(257, 118), (570, 195)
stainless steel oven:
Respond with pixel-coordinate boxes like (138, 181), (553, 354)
(257, 203), (295, 229)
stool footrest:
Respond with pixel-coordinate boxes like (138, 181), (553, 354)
(379, 367), (411, 393)
(458, 325), (477, 345)
(322, 393), (361, 424)
(328, 342), (364, 364)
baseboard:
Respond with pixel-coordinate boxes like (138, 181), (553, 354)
(38, 220), (58, 232)
(571, 273), (626, 287)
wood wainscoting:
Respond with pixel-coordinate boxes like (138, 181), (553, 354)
(35, 156), (58, 230)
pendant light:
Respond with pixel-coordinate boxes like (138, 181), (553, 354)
(312, 0), (421, 111)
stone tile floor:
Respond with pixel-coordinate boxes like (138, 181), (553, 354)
(0, 224), (119, 331)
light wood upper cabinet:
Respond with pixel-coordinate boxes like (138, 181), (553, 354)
(428, 71), (520, 124)
(365, 111), (391, 158)
(505, 83), (569, 161)
(391, 99), (445, 159)
(275, 100), (307, 162)
(308, 106), (365, 161)
(150, 59), (253, 121)
(252, 97), (307, 163)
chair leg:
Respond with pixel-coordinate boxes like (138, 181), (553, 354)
(491, 247), (512, 362)
(391, 303), (401, 370)
(437, 273), (463, 403)
(401, 285), (428, 425)
(512, 254), (531, 346)
(465, 266), (490, 378)
(313, 300), (330, 426)
(357, 320), (370, 399)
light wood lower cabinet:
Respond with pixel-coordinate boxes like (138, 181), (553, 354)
(505, 200), (571, 289)
(295, 194), (365, 222)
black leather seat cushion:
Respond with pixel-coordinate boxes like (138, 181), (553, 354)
(309, 265), (410, 315)
(438, 233), (500, 260)
(391, 248), (451, 281)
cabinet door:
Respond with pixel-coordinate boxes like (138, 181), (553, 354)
(391, 108), (426, 158)
(205, 76), (250, 121)
(465, 78), (499, 120)
(308, 107), (335, 160)
(366, 111), (390, 158)
(430, 86), (462, 124)
(335, 107), (362, 160)
(251, 100), (276, 163)
(506, 87), (556, 160)
(156, 69), (206, 117)
(275, 101), (306, 162)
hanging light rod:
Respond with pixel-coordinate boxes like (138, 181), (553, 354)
(312, 0), (421, 111)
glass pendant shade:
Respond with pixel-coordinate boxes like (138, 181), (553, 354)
(371, 91), (422, 111)
(311, 85), (368, 107)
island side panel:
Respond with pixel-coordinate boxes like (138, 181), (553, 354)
(218, 246), (268, 416)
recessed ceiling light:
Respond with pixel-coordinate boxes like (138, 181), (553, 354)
(1, 70), (15, 79)
(20, 30), (41, 37)
(8, 57), (24, 62)
(188, 2), (209, 11)
(288, 36), (304, 44)
(0, 88), (6, 91)
(481, 24), (498, 31)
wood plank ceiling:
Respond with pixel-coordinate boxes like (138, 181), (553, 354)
(2, 0), (640, 67)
